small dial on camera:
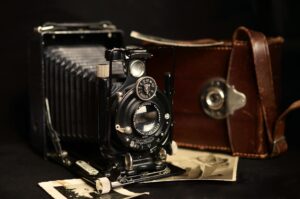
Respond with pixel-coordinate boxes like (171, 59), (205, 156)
(136, 76), (157, 101)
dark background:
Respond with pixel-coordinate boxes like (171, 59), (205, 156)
(1, 0), (300, 198)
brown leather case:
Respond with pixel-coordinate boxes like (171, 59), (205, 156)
(132, 26), (300, 158)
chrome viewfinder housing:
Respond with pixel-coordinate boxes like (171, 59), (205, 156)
(129, 59), (145, 77)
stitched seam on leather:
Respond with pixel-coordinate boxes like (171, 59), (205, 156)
(177, 142), (270, 158)
(232, 152), (268, 158)
(177, 142), (269, 158)
(199, 42), (282, 51)
(204, 47), (232, 51)
(177, 142), (231, 151)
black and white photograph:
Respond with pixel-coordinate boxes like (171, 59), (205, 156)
(39, 179), (149, 199)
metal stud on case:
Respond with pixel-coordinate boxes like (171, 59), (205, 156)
(201, 78), (246, 119)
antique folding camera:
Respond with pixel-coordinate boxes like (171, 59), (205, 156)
(29, 22), (182, 192)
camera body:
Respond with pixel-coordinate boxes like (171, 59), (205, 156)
(29, 22), (179, 187)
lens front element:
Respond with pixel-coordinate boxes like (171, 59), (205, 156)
(133, 103), (161, 136)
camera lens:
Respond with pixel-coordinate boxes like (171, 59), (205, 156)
(133, 103), (161, 136)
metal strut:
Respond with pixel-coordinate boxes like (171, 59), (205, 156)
(44, 98), (71, 166)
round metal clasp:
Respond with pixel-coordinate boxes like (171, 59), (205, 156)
(205, 87), (225, 111)
(201, 79), (227, 119)
(201, 78), (246, 119)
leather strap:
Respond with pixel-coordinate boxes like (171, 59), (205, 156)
(272, 100), (300, 156)
(227, 26), (299, 156)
